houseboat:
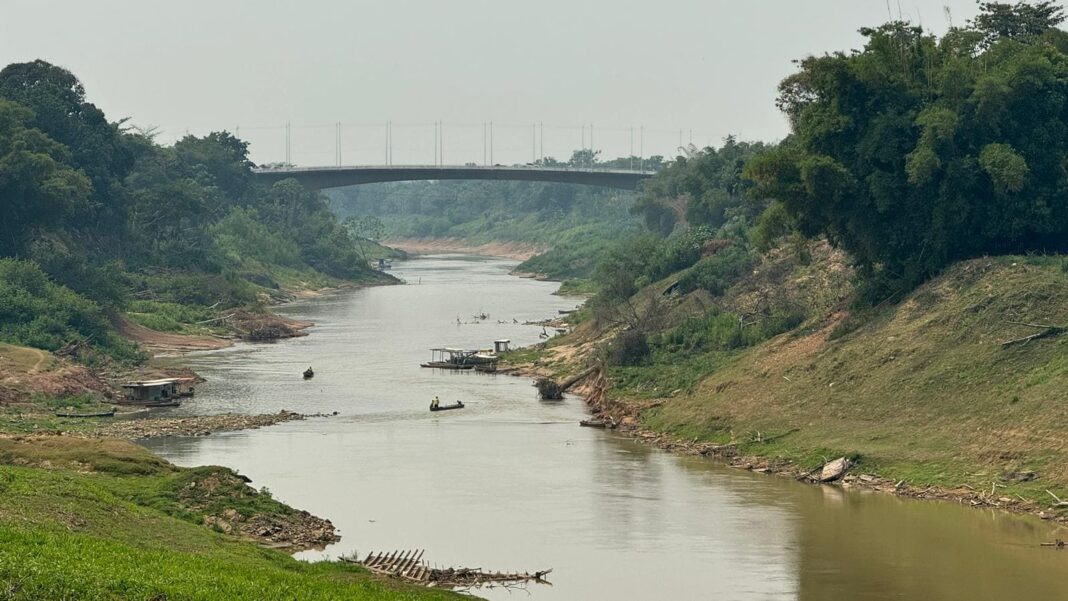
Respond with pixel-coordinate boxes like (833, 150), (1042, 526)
(120, 378), (187, 406)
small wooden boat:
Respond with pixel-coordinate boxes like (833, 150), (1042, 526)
(303, 367), (314, 379)
(55, 408), (116, 418)
(115, 399), (182, 408)
(430, 401), (465, 412)
(145, 400), (182, 408)
(580, 418), (612, 428)
(474, 364), (497, 373)
(421, 361), (474, 370)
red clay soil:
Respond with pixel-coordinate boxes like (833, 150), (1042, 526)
(114, 318), (233, 356)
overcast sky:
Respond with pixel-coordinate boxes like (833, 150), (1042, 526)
(2, 0), (988, 166)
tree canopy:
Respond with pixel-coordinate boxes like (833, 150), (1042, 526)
(745, 2), (1068, 298)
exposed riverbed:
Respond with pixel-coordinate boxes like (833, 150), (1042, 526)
(144, 255), (1068, 601)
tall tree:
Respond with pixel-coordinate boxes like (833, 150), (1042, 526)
(746, 6), (1068, 299)
(0, 99), (90, 256)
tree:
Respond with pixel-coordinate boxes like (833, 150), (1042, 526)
(746, 7), (1068, 300)
(0, 99), (90, 256)
(0, 60), (133, 218)
(971, 1), (1065, 47)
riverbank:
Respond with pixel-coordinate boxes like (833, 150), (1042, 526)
(0, 433), (463, 600)
(383, 237), (546, 261)
(501, 254), (1068, 525)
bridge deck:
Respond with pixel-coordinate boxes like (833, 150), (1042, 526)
(252, 164), (651, 190)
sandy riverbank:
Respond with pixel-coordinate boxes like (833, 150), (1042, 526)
(383, 237), (546, 261)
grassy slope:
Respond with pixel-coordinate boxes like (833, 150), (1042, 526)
(0, 437), (460, 601)
(622, 256), (1068, 501)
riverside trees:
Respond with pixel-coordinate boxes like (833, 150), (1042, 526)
(0, 60), (381, 359)
(746, 1), (1068, 299)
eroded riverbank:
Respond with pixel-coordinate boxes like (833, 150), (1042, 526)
(144, 255), (1068, 601)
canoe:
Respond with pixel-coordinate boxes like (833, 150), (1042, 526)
(430, 401), (465, 412)
(579, 418), (612, 428)
(421, 362), (474, 370)
(55, 408), (116, 418)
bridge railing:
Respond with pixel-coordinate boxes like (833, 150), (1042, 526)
(252, 164), (654, 175)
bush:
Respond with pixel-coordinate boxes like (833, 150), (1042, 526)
(608, 330), (651, 366)
(0, 259), (140, 361)
(210, 207), (302, 269)
(677, 245), (755, 295)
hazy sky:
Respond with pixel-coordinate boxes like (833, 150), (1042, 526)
(2, 0), (987, 166)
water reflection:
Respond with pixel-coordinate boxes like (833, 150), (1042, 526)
(144, 256), (1066, 601)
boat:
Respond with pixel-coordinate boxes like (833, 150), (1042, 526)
(115, 399), (181, 408)
(144, 400), (182, 408)
(421, 348), (499, 369)
(580, 418), (613, 428)
(303, 367), (314, 379)
(430, 401), (465, 412)
(420, 361), (474, 370)
(55, 408), (116, 418)
(473, 363), (497, 373)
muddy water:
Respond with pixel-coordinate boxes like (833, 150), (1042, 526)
(145, 255), (1068, 601)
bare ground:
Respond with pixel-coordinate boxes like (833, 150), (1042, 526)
(115, 317), (233, 355)
(383, 237), (546, 261)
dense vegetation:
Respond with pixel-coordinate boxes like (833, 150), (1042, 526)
(575, 2), (1068, 366)
(746, 2), (1068, 299)
(0, 60), (385, 360)
(327, 150), (664, 283)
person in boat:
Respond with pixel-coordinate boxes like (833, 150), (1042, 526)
(431, 396), (440, 409)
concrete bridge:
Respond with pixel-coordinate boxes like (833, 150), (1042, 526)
(251, 164), (651, 191)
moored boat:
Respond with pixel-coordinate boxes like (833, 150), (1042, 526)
(55, 408), (117, 418)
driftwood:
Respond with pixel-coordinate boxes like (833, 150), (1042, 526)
(342, 549), (551, 590)
(1040, 539), (1065, 549)
(536, 366), (597, 400)
(1001, 321), (1066, 347)
(1046, 489), (1068, 508)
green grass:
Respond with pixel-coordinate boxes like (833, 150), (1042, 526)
(633, 257), (1068, 504)
(546, 254), (1068, 511)
(0, 438), (462, 600)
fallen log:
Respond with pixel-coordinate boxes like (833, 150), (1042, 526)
(1001, 322), (1066, 347)
(535, 366), (597, 400)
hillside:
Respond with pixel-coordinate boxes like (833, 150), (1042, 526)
(521, 252), (1068, 513)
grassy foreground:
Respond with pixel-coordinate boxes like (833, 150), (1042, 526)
(0, 437), (460, 601)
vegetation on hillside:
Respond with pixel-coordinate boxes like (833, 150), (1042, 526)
(517, 2), (1068, 510)
(0, 60), (389, 361)
(746, 1), (1068, 300)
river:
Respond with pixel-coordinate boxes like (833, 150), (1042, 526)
(144, 255), (1068, 601)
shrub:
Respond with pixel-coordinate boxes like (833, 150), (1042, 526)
(608, 329), (651, 366)
(0, 258), (140, 362)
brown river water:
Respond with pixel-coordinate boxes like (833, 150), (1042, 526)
(144, 255), (1068, 601)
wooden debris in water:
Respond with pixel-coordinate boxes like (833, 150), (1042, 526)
(342, 549), (552, 589)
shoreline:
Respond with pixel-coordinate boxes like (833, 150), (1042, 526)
(383, 237), (546, 261)
(500, 357), (1068, 525)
